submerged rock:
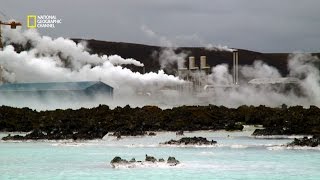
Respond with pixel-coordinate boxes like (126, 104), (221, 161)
(288, 135), (320, 147)
(162, 136), (217, 146)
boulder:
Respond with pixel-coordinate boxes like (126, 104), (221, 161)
(167, 157), (180, 166)
(148, 132), (156, 136)
(110, 156), (129, 167)
(145, 154), (157, 163)
(129, 158), (136, 163)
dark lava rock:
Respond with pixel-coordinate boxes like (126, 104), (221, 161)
(176, 130), (184, 136)
(110, 156), (180, 168)
(110, 156), (129, 167)
(25, 129), (46, 140)
(111, 131), (147, 137)
(1, 134), (25, 141)
(148, 132), (156, 136)
(162, 136), (217, 145)
(167, 157), (180, 166)
(225, 123), (244, 131)
(288, 135), (320, 147)
(129, 158), (136, 163)
(252, 128), (284, 136)
(145, 154), (157, 163)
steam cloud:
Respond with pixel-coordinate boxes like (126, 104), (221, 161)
(141, 25), (188, 70)
(0, 27), (319, 109)
(0, 27), (185, 109)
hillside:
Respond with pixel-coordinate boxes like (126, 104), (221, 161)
(72, 39), (320, 76)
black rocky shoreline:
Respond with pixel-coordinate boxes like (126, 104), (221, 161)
(0, 105), (319, 141)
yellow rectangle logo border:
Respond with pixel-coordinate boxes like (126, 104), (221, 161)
(27, 15), (37, 28)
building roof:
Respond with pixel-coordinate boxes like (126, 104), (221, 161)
(0, 81), (113, 91)
(248, 77), (300, 85)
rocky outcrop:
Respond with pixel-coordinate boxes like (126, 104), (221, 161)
(162, 137), (217, 146)
(225, 123), (244, 131)
(287, 135), (320, 147)
(2, 128), (108, 141)
(1, 105), (319, 140)
(1, 134), (25, 141)
(110, 155), (180, 168)
(252, 128), (285, 136)
(110, 131), (147, 138)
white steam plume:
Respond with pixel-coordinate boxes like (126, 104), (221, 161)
(204, 54), (320, 107)
(205, 44), (235, 52)
(104, 55), (144, 67)
(0, 28), (184, 106)
(141, 25), (188, 70)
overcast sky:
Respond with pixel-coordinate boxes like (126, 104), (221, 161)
(1, 0), (320, 52)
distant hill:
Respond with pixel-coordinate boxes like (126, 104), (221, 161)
(73, 39), (320, 76)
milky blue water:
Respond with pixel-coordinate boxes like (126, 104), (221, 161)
(1, 127), (319, 180)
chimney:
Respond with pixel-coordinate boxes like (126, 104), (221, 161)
(232, 50), (239, 85)
(200, 56), (210, 70)
(189, 56), (198, 70)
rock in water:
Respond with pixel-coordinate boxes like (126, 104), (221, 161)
(167, 157), (180, 166)
(1, 134), (25, 141)
(110, 156), (129, 168)
(176, 130), (184, 136)
(148, 132), (156, 136)
(110, 156), (180, 168)
(145, 154), (157, 162)
(162, 136), (217, 145)
(288, 135), (320, 147)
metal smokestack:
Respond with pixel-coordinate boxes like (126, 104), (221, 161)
(189, 56), (198, 70)
(200, 56), (210, 70)
(233, 50), (239, 85)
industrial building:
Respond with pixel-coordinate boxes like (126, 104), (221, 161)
(0, 81), (113, 99)
(176, 50), (239, 92)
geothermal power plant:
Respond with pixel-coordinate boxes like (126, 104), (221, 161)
(0, 19), (302, 106)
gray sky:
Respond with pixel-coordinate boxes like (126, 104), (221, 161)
(1, 0), (320, 52)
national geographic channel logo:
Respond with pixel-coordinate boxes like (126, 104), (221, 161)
(27, 15), (62, 28)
